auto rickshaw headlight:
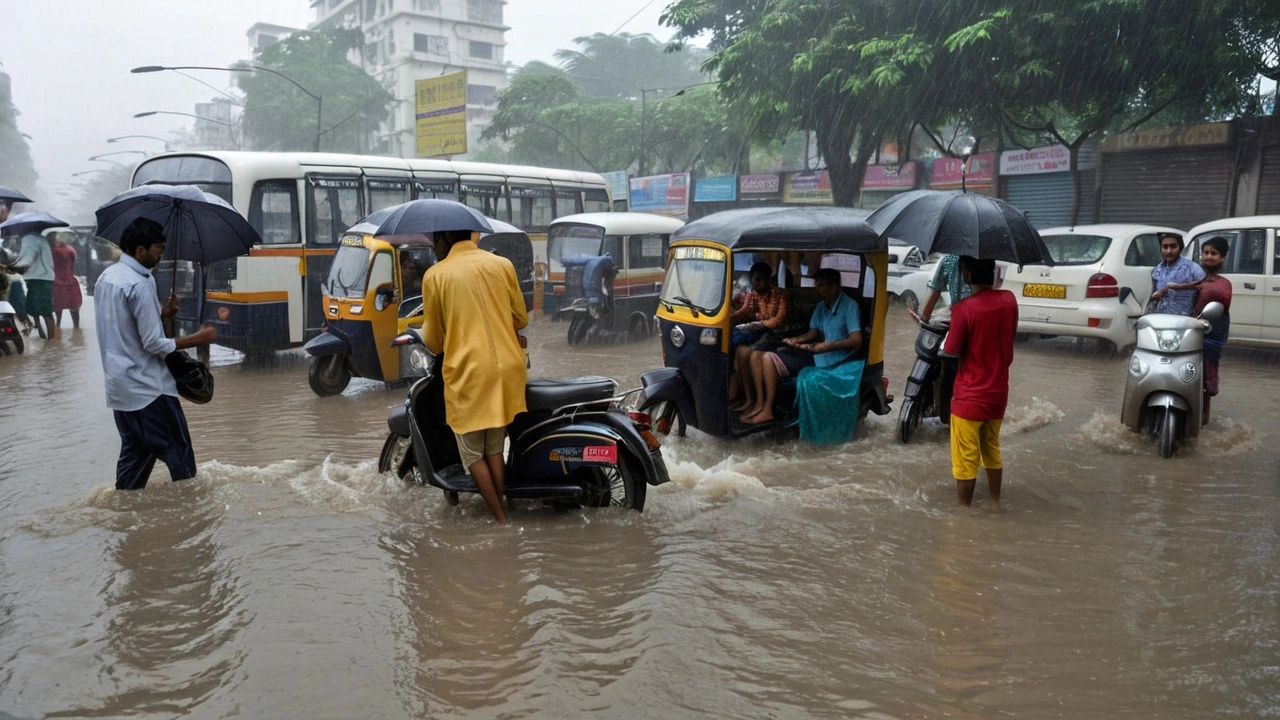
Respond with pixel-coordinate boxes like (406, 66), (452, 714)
(670, 325), (685, 348)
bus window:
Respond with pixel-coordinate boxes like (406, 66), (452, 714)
(602, 235), (623, 264)
(628, 233), (667, 270)
(133, 155), (233, 203)
(367, 178), (411, 212)
(414, 180), (458, 200)
(511, 185), (554, 233)
(308, 177), (362, 246)
(460, 182), (509, 222)
(554, 188), (580, 218)
(249, 180), (300, 245)
(584, 188), (611, 214)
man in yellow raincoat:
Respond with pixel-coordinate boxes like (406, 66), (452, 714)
(422, 229), (529, 524)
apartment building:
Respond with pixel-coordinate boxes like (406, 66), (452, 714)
(309, 0), (508, 158)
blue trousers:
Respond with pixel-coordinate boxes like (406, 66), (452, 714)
(112, 394), (197, 490)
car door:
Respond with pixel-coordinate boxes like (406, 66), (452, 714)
(1190, 227), (1266, 343)
(1262, 230), (1280, 345)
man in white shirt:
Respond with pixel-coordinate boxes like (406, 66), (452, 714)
(95, 217), (216, 490)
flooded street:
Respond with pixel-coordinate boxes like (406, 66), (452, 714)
(1, 298), (1277, 719)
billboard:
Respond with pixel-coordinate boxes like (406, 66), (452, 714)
(415, 71), (468, 157)
(629, 173), (689, 216)
(930, 152), (996, 189)
(694, 176), (737, 202)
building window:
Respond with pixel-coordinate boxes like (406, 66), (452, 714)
(414, 0), (440, 10)
(469, 41), (494, 60)
(414, 33), (448, 55)
(467, 84), (498, 106)
(466, 0), (502, 24)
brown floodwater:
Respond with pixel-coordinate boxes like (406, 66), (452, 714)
(1, 296), (1276, 719)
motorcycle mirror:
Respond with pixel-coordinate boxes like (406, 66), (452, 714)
(1197, 301), (1225, 321)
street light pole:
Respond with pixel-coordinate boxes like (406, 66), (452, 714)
(107, 135), (171, 151)
(90, 151), (149, 161)
(134, 111), (238, 149)
(132, 64), (323, 152)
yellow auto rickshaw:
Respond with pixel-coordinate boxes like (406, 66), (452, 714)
(304, 219), (534, 396)
(637, 206), (893, 438)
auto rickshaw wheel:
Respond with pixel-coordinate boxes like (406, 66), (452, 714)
(627, 315), (650, 342)
(308, 354), (352, 396)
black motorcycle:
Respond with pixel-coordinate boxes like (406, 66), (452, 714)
(378, 329), (670, 511)
(897, 308), (952, 443)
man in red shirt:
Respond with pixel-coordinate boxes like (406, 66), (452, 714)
(940, 256), (1018, 507)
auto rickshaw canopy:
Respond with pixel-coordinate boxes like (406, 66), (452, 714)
(670, 206), (885, 254)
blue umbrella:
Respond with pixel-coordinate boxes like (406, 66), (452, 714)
(355, 198), (494, 237)
(0, 185), (33, 204)
(1, 211), (69, 237)
(95, 184), (261, 265)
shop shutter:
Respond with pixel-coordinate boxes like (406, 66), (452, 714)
(1004, 171), (1097, 229)
(1099, 148), (1233, 231)
(1255, 146), (1280, 214)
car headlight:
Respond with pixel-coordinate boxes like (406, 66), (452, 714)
(1156, 329), (1183, 352)
(1129, 356), (1148, 377)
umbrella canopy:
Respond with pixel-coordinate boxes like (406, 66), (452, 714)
(672, 206), (883, 253)
(94, 184), (261, 265)
(0, 185), (33, 204)
(866, 190), (1054, 266)
(1, 211), (70, 237)
(357, 198), (494, 238)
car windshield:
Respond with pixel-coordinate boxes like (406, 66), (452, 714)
(547, 225), (604, 272)
(660, 245), (726, 313)
(326, 241), (371, 298)
(1040, 234), (1112, 265)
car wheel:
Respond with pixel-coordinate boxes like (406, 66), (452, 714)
(900, 290), (919, 313)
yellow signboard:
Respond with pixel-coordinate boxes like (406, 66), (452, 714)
(415, 71), (468, 157)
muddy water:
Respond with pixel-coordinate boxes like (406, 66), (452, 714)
(1, 298), (1277, 719)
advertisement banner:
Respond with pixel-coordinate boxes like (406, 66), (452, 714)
(415, 71), (468, 157)
(1101, 122), (1231, 152)
(861, 162), (917, 189)
(739, 173), (780, 196)
(694, 176), (737, 202)
(782, 170), (832, 204)
(1000, 145), (1071, 175)
(601, 171), (629, 204)
(629, 173), (690, 216)
(930, 152), (996, 189)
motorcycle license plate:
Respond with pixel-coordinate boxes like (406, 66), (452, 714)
(1022, 283), (1066, 299)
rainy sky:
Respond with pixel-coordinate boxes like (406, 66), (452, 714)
(3, 0), (669, 204)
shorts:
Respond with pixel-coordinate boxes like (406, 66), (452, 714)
(949, 416), (1003, 481)
(766, 347), (815, 378)
(454, 427), (506, 468)
(24, 279), (53, 317)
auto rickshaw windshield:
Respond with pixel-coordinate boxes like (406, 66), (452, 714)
(327, 242), (372, 298)
(659, 245), (727, 313)
(547, 224), (606, 272)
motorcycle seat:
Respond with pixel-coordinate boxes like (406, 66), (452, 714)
(525, 376), (618, 411)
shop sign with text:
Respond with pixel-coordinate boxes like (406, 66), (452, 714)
(930, 152), (997, 189)
(861, 162), (918, 190)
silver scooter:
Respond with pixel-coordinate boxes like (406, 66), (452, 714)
(1120, 300), (1224, 458)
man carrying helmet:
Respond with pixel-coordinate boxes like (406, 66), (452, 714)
(95, 217), (217, 490)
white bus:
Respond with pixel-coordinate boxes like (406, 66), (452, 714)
(131, 151), (612, 355)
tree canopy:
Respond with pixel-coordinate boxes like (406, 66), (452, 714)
(235, 29), (394, 153)
(0, 72), (38, 194)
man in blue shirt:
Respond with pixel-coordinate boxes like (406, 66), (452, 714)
(1149, 232), (1204, 315)
(95, 218), (216, 490)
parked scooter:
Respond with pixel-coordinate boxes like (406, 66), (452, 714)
(378, 329), (670, 511)
(897, 307), (951, 443)
(0, 264), (24, 356)
(1120, 300), (1225, 458)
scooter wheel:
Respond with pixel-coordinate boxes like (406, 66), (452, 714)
(567, 315), (591, 345)
(12, 335), (23, 355)
(444, 490), (460, 506)
(1157, 408), (1181, 459)
(583, 451), (646, 511)
(898, 397), (921, 443)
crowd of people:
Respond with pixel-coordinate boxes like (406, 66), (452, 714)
(0, 201), (83, 341)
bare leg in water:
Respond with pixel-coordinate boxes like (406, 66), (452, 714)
(469, 458), (508, 524)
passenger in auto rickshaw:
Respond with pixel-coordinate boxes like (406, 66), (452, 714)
(728, 261), (792, 411)
(741, 268), (865, 444)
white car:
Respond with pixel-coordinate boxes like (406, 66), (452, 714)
(887, 240), (926, 301)
(894, 252), (947, 314)
(1000, 224), (1184, 351)
(1184, 215), (1280, 349)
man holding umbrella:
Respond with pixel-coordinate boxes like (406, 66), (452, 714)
(95, 217), (216, 491)
(421, 227), (529, 524)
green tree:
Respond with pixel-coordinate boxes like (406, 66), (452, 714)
(235, 30), (393, 153)
(0, 70), (38, 193)
(555, 32), (709, 99)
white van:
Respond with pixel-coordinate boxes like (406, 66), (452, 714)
(1184, 216), (1280, 349)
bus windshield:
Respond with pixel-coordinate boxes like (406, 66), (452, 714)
(327, 241), (371, 298)
(547, 224), (604, 272)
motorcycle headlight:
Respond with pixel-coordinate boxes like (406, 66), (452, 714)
(409, 346), (430, 372)
(1129, 356), (1148, 377)
(920, 332), (939, 350)
(1156, 329), (1183, 352)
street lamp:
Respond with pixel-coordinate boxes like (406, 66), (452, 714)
(132, 64), (323, 152)
(71, 170), (112, 177)
(638, 81), (718, 177)
(134, 110), (235, 126)
(108, 135), (171, 151)
(89, 151), (149, 161)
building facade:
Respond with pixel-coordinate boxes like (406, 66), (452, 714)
(309, 0), (508, 158)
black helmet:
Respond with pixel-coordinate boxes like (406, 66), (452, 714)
(165, 350), (215, 404)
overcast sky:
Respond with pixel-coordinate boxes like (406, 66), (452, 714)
(3, 0), (671, 208)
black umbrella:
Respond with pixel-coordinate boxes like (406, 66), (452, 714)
(0, 185), (33, 204)
(866, 190), (1054, 266)
(0, 211), (69, 237)
(95, 185), (262, 322)
(357, 198), (494, 237)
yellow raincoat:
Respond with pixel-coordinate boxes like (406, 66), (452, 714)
(421, 240), (529, 434)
